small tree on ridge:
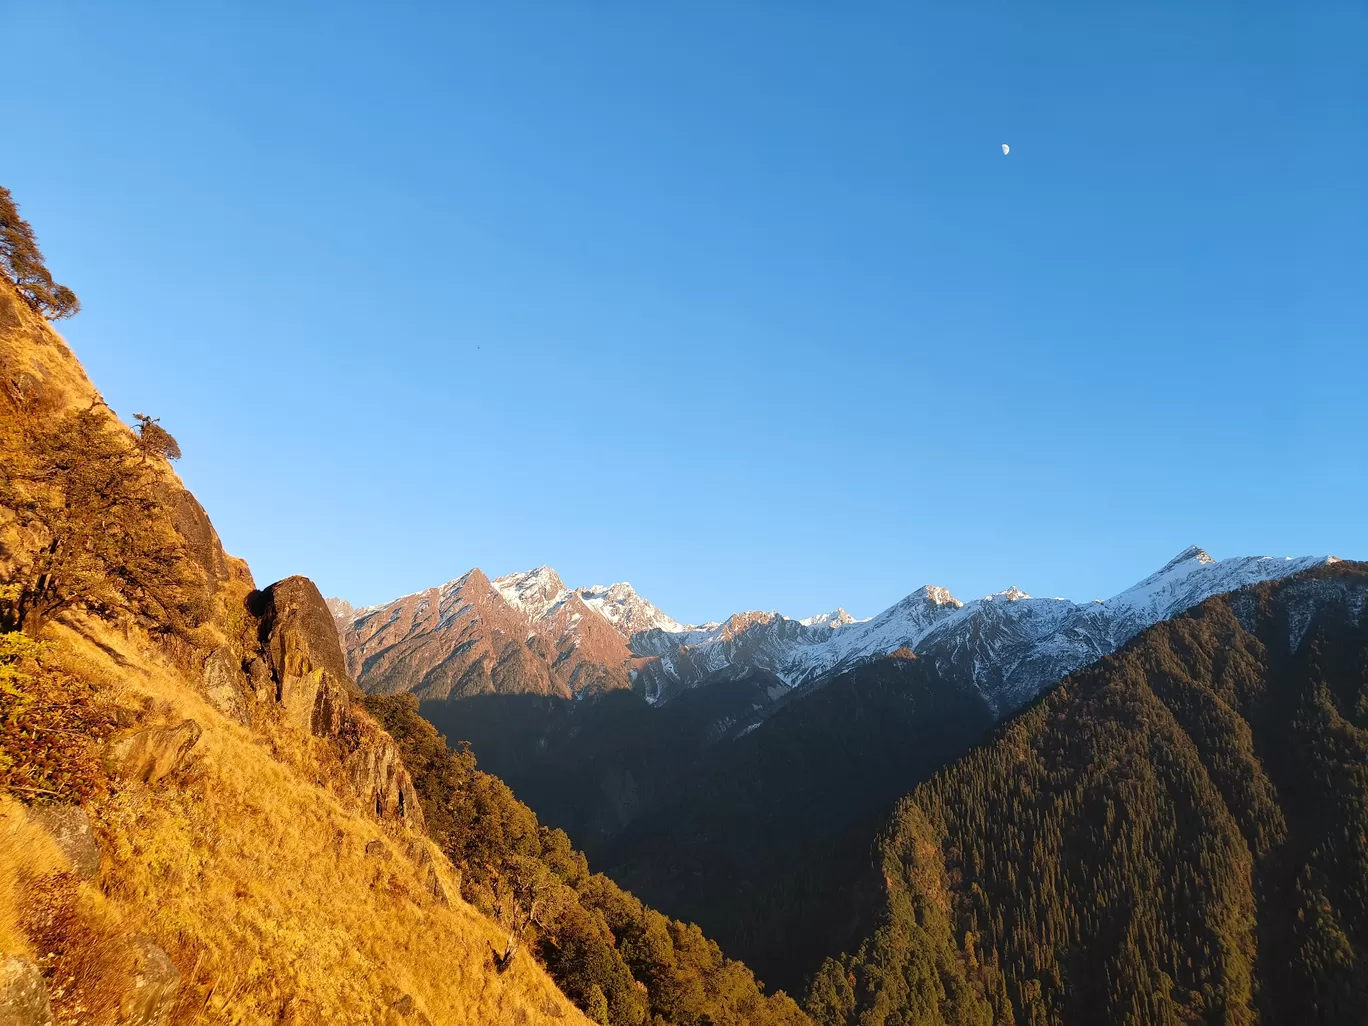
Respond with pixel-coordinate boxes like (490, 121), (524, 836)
(134, 413), (182, 461)
(0, 185), (80, 319)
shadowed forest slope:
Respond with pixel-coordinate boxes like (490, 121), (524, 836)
(421, 658), (998, 995)
(807, 562), (1368, 1026)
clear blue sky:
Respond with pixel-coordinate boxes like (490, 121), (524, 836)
(4, 2), (1364, 624)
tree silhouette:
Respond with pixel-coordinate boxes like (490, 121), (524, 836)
(134, 413), (183, 461)
(0, 186), (80, 320)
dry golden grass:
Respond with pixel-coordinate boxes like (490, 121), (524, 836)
(0, 278), (590, 1024)
(0, 796), (66, 955)
(5, 618), (592, 1026)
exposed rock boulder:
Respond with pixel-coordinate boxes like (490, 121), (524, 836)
(0, 956), (51, 1026)
(110, 720), (203, 783)
(244, 657), (273, 702)
(117, 936), (179, 1026)
(27, 804), (100, 880)
(200, 648), (249, 724)
(345, 731), (425, 833)
(255, 576), (359, 734)
(253, 576), (425, 831)
(168, 489), (233, 595)
(425, 865), (449, 907)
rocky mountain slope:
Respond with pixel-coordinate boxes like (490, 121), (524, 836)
(336, 567), (637, 701)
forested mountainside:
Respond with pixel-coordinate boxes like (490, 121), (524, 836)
(0, 215), (797, 1025)
(808, 562), (1368, 1026)
(368, 695), (809, 1026)
(341, 547), (1336, 996)
(422, 659), (998, 995)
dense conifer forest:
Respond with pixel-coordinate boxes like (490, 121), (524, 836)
(422, 658), (998, 994)
(807, 563), (1368, 1026)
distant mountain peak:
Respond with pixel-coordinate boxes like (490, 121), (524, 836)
(799, 608), (858, 628)
(1160, 545), (1216, 572)
(909, 585), (962, 608)
(576, 581), (690, 636)
(988, 586), (1031, 602)
(492, 566), (569, 620)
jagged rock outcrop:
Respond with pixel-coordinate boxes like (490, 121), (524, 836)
(110, 720), (203, 783)
(0, 956), (52, 1026)
(27, 804), (100, 880)
(255, 575), (358, 735)
(253, 575), (424, 832)
(344, 723), (425, 833)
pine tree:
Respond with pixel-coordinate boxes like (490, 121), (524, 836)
(0, 186), (80, 319)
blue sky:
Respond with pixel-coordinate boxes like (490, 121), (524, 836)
(4, 2), (1365, 623)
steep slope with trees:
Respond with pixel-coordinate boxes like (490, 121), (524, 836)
(809, 562), (1368, 1026)
(0, 251), (597, 1023)
(421, 658), (998, 996)
(369, 694), (811, 1026)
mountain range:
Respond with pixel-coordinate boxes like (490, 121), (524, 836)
(328, 546), (1342, 992)
(333, 547), (1336, 715)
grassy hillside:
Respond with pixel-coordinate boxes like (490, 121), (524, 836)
(0, 277), (594, 1024)
(808, 562), (1368, 1026)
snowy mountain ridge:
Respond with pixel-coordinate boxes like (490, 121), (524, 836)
(331, 547), (1336, 710)
(626, 546), (1337, 708)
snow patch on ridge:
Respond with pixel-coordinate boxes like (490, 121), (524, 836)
(576, 582), (693, 636)
(492, 566), (570, 621)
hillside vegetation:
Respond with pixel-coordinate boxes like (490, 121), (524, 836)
(808, 563), (1368, 1026)
(0, 272), (597, 1024)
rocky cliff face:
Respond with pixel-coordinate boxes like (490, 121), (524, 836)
(250, 575), (425, 833)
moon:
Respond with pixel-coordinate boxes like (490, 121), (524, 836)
(1001, 143), (1010, 155)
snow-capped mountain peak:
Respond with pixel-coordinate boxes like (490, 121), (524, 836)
(331, 547), (1343, 712)
(898, 585), (962, 610)
(626, 548), (1339, 707)
(1159, 545), (1217, 573)
(576, 581), (692, 637)
(799, 608), (859, 628)
(492, 566), (570, 620)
